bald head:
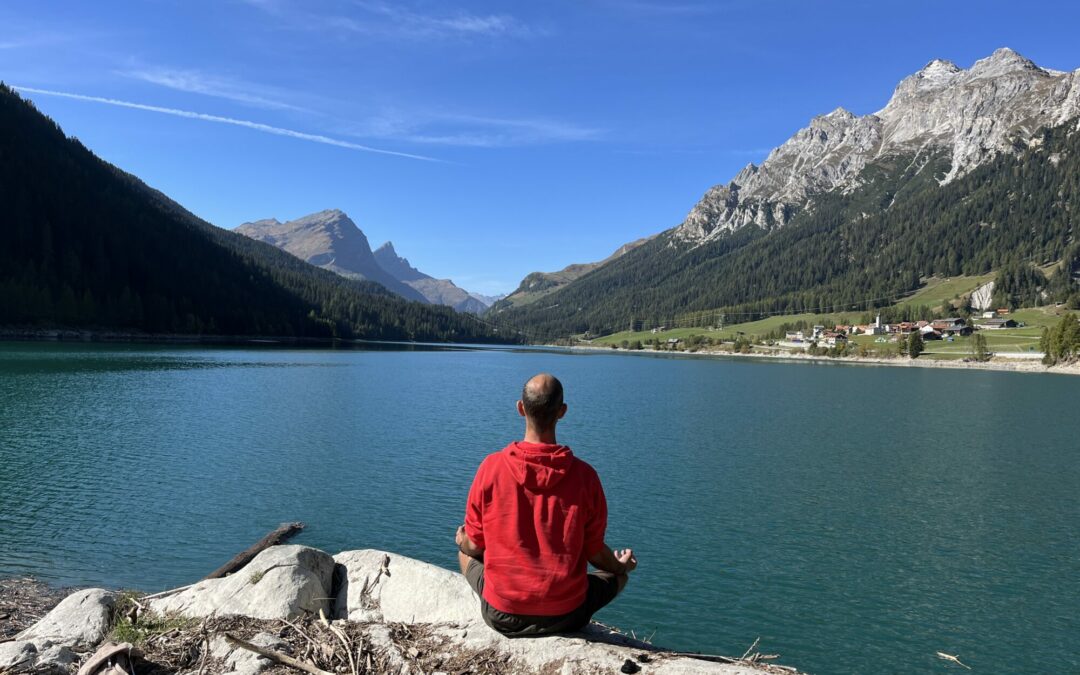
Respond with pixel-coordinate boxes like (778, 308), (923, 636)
(520, 373), (565, 429)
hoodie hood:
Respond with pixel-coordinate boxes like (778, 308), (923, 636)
(499, 441), (575, 491)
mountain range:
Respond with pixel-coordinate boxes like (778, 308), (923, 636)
(4, 47), (1078, 344)
(492, 48), (1080, 338)
(0, 84), (501, 343)
(675, 47), (1080, 243)
(237, 211), (497, 313)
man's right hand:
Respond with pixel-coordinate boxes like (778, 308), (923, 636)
(615, 548), (637, 574)
(590, 545), (637, 575)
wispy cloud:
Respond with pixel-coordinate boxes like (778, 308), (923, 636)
(349, 1), (536, 38)
(348, 110), (602, 148)
(244, 0), (539, 40)
(119, 67), (310, 112)
(598, 0), (723, 16)
(13, 86), (443, 162)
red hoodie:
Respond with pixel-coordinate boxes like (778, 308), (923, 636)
(465, 441), (608, 616)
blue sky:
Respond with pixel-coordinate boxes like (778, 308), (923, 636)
(4, 1), (1080, 295)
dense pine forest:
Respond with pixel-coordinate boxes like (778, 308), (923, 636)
(0, 85), (505, 342)
(492, 120), (1080, 339)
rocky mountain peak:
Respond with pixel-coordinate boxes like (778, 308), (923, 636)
(372, 240), (426, 283)
(291, 208), (355, 231)
(920, 58), (961, 75)
(822, 106), (855, 120)
(235, 210), (428, 303)
(970, 47), (1040, 76)
(674, 47), (1080, 244)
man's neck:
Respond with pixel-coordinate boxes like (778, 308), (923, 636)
(523, 425), (557, 444)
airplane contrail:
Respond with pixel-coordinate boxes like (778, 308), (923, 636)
(13, 85), (443, 163)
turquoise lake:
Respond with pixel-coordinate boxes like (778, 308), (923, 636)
(0, 342), (1077, 674)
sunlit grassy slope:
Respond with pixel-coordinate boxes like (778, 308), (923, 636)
(591, 278), (1075, 360)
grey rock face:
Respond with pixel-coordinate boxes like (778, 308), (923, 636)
(971, 281), (995, 311)
(16, 588), (114, 651)
(235, 210), (429, 303)
(148, 545), (335, 620)
(371, 241), (428, 283)
(373, 241), (494, 313)
(676, 48), (1080, 242)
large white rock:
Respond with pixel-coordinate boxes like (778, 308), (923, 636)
(149, 545), (334, 620)
(424, 622), (767, 675)
(16, 588), (114, 650)
(332, 550), (767, 674)
(333, 549), (478, 624)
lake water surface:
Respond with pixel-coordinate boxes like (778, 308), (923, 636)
(1, 342), (1077, 674)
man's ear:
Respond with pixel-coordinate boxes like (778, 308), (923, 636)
(557, 403), (567, 420)
(517, 400), (526, 417)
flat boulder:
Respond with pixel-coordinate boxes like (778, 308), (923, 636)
(333, 549), (478, 624)
(332, 551), (767, 674)
(16, 588), (114, 650)
(0, 639), (77, 673)
(411, 621), (765, 675)
(149, 545), (334, 620)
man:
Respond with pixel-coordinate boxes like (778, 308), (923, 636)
(456, 373), (637, 636)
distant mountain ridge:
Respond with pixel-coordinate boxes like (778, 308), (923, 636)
(236, 210), (428, 303)
(496, 235), (656, 309)
(372, 242), (490, 314)
(238, 210), (496, 313)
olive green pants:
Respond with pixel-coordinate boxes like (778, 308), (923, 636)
(464, 558), (621, 637)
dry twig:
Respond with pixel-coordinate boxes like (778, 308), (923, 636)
(224, 632), (333, 675)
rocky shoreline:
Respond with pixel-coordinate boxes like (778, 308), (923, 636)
(1, 546), (800, 675)
(568, 344), (1080, 377)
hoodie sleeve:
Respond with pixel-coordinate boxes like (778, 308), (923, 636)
(464, 459), (487, 551)
(584, 469), (608, 558)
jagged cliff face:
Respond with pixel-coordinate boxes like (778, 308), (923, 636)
(677, 48), (1080, 242)
(236, 210), (429, 303)
(373, 242), (493, 314)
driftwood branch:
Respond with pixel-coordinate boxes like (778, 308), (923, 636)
(659, 651), (738, 664)
(223, 632), (332, 675)
(205, 522), (305, 580)
(141, 583), (196, 601)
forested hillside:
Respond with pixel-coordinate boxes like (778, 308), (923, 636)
(0, 85), (503, 342)
(493, 120), (1080, 339)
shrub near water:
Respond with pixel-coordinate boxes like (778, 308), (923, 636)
(109, 592), (197, 646)
(1040, 314), (1080, 365)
